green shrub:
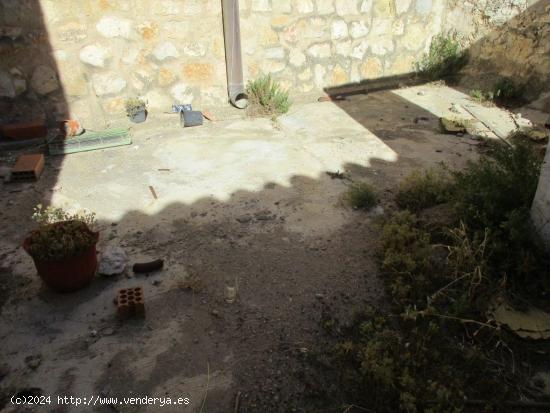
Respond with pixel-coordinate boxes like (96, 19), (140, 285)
(469, 89), (495, 105)
(416, 33), (468, 80)
(395, 169), (451, 212)
(246, 74), (290, 117)
(345, 182), (378, 210)
(492, 78), (525, 106)
(452, 142), (541, 231)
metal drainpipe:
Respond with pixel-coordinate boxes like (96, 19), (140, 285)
(221, 0), (249, 109)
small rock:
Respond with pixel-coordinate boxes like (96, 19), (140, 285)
(236, 214), (252, 224)
(152, 279), (162, 286)
(98, 246), (127, 276)
(211, 309), (220, 318)
(440, 117), (468, 134)
(254, 210), (274, 221)
(417, 90), (426, 96)
(25, 354), (42, 370)
(90, 329), (98, 337)
(315, 293), (324, 300)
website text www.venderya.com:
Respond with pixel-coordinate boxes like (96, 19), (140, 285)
(10, 394), (190, 408)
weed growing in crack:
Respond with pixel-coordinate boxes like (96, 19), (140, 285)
(246, 74), (291, 117)
(416, 33), (468, 81)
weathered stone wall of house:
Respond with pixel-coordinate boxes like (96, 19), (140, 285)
(444, 0), (550, 106)
(0, 0), (446, 126)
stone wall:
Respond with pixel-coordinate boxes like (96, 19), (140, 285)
(0, 0), (446, 126)
(444, 0), (550, 104)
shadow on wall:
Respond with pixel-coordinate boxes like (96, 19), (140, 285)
(325, 0), (550, 110)
(0, 0), (69, 125)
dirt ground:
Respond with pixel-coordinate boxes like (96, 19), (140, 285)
(0, 84), (542, 413)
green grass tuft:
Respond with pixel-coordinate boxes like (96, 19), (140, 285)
(246, 74), (291, 117)
(345, 182), (378, 210)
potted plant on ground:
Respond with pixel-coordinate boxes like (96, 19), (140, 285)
(23, 205), (99, 293)
(125, 98), (148, 123)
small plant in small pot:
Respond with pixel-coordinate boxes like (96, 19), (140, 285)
(23, 205), (99, 293)
(125, 98), (147, 123)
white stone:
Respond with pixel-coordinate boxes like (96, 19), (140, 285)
(350, 21), (368, 38)
(296, 0), (314, 13)
(98, 247), (127, 276)
(395, 0), (412, 14)
(331, 20), (348, 40)
(171, 83), (194, 103)
(307, 43), (331, 58)
(153, 41), (179, 61)
(251, 0), (270, 11)
(360, 0), (373, 13)
(371, 38), (394, 55)
(351, 40), (369, 59)
(265, 47), (285, 59)
(30, 65), (59, 95)
(79, 44), (109, 67)
(371, 18), (392, 36)
(96, 16), (132, 38)
(335, 40), (352, 56)
(289, 48), (306, 66)
(316, 0), (335, 15)
(416, 0), (432, 15)
(335, 0), (358, 15)
(92, 73), (126, 96)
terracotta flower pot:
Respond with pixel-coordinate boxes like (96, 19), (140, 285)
(23, 229), (99, 293)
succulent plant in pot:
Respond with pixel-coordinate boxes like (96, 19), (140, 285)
(23, 205), (99, 293)
(125, 97), (148, 123)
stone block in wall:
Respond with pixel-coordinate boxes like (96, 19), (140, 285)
(30, 65), (59, 95)
(0, 68), (26, 98)
(395, 0), (413, 15)
(353, 21), (370, 39)
(308, 43), (331, 58)
(96, 16), (132, 38)
(79, 44), (110, 67)
(289, 48), (307, 67)
(360, 58), (384, 79)
(92, 72), (126, 96)
(331, 20), (349, 40)
(153, 42), (179, 61)
(317, 0), (335, 15)
(416, 0), (433, 15)
(335, 0), (358, 16)
(296, 0), (314, 14)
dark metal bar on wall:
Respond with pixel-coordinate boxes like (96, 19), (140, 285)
(221, 0), (249, 109)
